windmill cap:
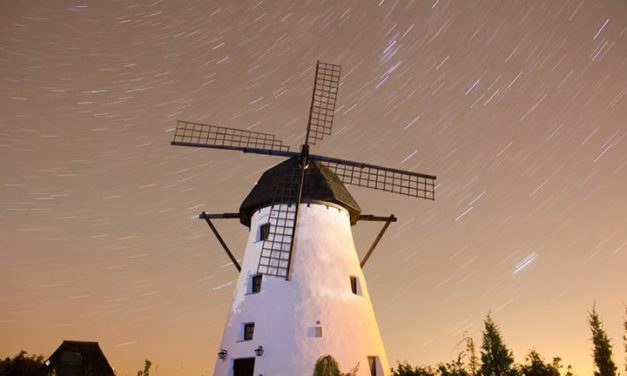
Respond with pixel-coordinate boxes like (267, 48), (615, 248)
(239, 157), (361, 227)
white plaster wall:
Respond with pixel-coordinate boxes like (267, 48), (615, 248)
(214, 203), (389, 376)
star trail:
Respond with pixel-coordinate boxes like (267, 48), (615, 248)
(1, 1), (626, 375)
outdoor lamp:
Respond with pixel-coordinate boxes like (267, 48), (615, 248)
(218, 349), (227, 360)
(254, 345), (264, 357)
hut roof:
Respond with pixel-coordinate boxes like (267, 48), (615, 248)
(45, 340), (114, 376)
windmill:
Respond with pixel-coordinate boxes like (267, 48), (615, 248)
(171, 61), (435, 376)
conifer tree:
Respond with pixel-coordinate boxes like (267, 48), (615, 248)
(550, 357), (574, 376)
(479, 314), (517, 376)
(519, 349), (559, 376)
(589, 306), (617, 376)
(313, 356), (343, 376)
(466, 335), (480, 376)
(313, 355), (358, 376)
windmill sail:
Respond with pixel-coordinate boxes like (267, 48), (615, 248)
(256, 172), (300, 279)
(172, 61), (437, 280)
(172, 120), (291, 154)
(257, 61), (342, 279)
(312, 154), (436, 200)
(305, 61), (341, 146)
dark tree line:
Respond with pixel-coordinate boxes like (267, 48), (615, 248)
(1, 306), (626, 375)
(0, 351), (44, 376)
(623, 307), (627, 376)
(393, 306), (626, 376)
(0, 354), (150, 376)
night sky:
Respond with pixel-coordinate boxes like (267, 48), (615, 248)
(1, 1), (626, 375)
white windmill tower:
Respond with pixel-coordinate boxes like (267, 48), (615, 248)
(171, 62), (436, 376)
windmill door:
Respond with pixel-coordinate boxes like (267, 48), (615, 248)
(233, 357), (255, 376)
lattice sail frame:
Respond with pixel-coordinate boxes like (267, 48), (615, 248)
(257, 171), (301, 278)
(172, 120), (290, 152)
(315, 156), (436, 200)
(305, 61), (341, 145)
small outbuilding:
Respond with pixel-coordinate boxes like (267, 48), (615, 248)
(43, 340), (114, 376)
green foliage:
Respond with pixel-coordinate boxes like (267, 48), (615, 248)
(136, 359), (152, 376)
(519, 350), (559, 376)
(0, 350), (45, 376)
(438, 356), (470, 376)
(443, 334), (479, 376)
(479, 314), (517, 376)
(550, 357), (575, 376)
(392, 361), (436, 376)
(313, 355), (357, 376)
(589, 306), (617, 376)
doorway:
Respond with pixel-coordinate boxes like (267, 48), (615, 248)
(368, 356), (381, 376)
(233, 357), (255, 376)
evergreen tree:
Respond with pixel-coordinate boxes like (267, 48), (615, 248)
(519, 349), (559, 376)
(313, 355), (357, 376)
(589, 306), (617, 376)
(314, 356), (342, 376)
(479, 314), (517, 376)
(550, 357), (575, 376)
(391, 361), (436, 376)
(465, 335), (480, 376)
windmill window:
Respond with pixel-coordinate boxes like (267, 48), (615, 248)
(350, 276), (361, 296)
(243, 322), (255, 341)
(250, 274), (262, 294)
(257, 223), (270, 242)
(315, 326), (323, 337)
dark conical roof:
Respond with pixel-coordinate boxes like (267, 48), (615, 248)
(45, 340), (115, 376)
(239, 157), (361, 227)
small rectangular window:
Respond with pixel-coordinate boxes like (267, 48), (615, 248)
(315, 326), (323, 337)
(350, 276), (361, 295)
(258, 223), (270, 242)
(251, 274), (262, 293)
(243, 323), (255, 341)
